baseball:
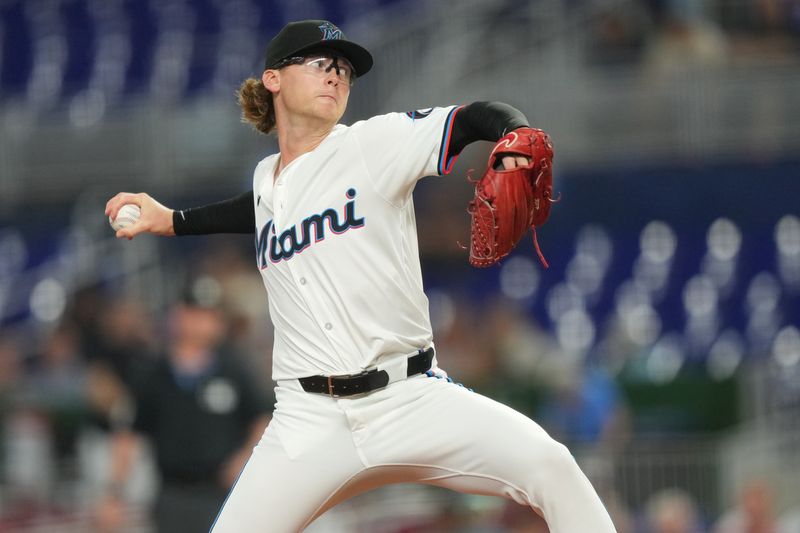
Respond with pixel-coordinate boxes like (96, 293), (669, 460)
(109, 204), (141, 232)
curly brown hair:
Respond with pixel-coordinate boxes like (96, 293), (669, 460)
(237, 78), (276, 135)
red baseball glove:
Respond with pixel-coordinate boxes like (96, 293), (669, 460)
(467, 127), (556, 268)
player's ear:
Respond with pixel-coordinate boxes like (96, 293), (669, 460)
(262, 69), (280, 94)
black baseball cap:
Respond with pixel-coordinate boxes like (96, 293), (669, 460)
(263, 20), (373, 77)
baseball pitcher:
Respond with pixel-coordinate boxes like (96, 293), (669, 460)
(106, 19), (616, 533)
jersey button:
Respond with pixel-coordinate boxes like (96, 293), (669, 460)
(299, 277), (307, 285)
(325, 323), (332, 330)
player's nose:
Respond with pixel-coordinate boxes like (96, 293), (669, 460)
(324, 69), (340, 86)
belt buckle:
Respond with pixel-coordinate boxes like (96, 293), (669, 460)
(327, 368), (375, 398)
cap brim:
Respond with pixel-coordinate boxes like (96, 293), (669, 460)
(293, 40), (373, 78)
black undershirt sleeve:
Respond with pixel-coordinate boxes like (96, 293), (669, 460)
(172, 190), (255, 235)
(448, 101), (530, 156)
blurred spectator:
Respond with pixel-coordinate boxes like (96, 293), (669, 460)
(481, 298), (560, 416)
(195, 241), (273, 374)
(428, 294), (495, 390)
(1, 409), (58, 525)
(0, 336), (23, 499)
(84, 360), (132, 435)
(537, 363), (630, 449)
(0, 324), (88, 526)
(92, 296), (156, 388)
(602, 489), (635, 533)
(719, 0), (800, 52)
(712, 478), (799, 533)
(643, 488), (703, 533)
(23, 322), (88, 464)
(94, 285), (273, 533)
(67, 286), (110, 360)
(0, 334), (23, 423)
(496, 500), (550, 532)
(83, 296), (156, 437)
(586, 2), (653, 66)
(643, 0), (728, 79)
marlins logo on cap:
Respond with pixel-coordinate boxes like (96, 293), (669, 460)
(318, 21), (343, 41)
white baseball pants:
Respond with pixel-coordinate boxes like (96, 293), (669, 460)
(210, 369), (617, 532)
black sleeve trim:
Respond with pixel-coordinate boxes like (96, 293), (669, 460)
(173, 190), (255, 235)
(447, 101), (530, 157)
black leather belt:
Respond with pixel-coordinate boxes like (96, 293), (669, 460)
(298, 347), (434, 397)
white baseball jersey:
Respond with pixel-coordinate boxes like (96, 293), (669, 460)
(213, 104), (617, 533)
(252, 105), (462, 380)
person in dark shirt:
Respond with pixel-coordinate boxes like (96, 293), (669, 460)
(95, 288), (272, 533)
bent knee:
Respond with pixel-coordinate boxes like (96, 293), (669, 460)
(526, 438), (582, 483)
(507, 438), (585, 505)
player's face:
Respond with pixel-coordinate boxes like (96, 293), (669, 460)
(271, 54), (353, 125)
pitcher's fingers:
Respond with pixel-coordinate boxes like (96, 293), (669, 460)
(107, 192), (143, 219)
(105, 192), (137, 216)
(106, 192), (137, 219)
(116, 227), (141, 240)
(516, 156), (530, 167)
(115, 218), (147, 240)
(501, 156), (516, 170)
(105, 193), (127, 216)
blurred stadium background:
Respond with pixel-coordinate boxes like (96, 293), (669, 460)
(0, 0), (799, 531)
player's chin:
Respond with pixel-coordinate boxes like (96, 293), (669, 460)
(314, 100), (345, 121)
(316, 95), (342, 109)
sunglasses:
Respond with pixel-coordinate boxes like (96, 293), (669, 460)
(272, 54), (355, 85)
